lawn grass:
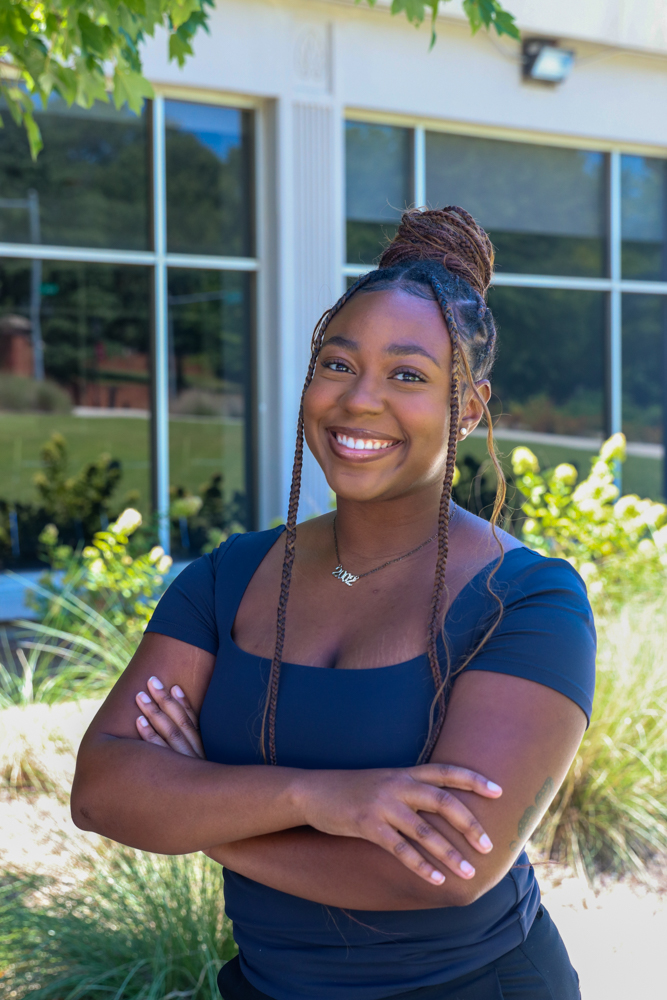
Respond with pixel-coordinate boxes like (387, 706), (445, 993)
(0, 413), (245, 512)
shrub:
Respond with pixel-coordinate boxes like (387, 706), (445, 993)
(0, 374), (71, 414)
(533, 596), (667, 883)
(0, 848), (236, 1000)
(511, 433), (667, 604)
(0, 433), (137, 568)
(29, 508), (173, 647)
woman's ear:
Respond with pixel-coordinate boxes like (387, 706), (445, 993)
(458, 381), (491, 440)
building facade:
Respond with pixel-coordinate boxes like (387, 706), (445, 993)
(1, 0), (667, 563)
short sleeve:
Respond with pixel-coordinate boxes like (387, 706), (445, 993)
(145, 535), (237, 655)
(462, 555), (596, 723)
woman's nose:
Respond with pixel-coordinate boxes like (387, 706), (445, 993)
(340, 374), (385, 415)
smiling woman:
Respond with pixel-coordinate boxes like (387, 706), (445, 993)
(71, 207), (595, 1000)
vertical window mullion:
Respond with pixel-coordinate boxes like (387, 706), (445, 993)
(607, 150), (622, 440)
(151, 95), (171, 553)
(414, 127), (425, 208)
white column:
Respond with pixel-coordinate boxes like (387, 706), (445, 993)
(292, 99), (341, 517)
(267, 17), (343, 524)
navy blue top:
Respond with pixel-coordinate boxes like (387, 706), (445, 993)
(146, 527), (596, 1000)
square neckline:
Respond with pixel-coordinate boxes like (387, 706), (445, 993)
(225, 528), (529, 673)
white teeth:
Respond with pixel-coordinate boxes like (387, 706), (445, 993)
(335, 433), (395, 451)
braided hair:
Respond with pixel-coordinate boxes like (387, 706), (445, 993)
(261, 206), (506, 765)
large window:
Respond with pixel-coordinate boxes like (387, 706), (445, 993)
(345, 122), (667, 499)
(0, 96), (256, 567)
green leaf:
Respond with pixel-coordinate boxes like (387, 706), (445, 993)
(169, 30), (193, 65)
(24, 110), (44, 160)
(112, 68), (154, 114)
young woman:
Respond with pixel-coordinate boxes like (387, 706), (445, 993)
(72, 207), (595, 1000)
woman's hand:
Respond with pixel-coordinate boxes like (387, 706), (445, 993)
(135, 674), (205, 759)
(135, 674), (502, 888)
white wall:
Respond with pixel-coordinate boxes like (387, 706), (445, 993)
(141, 0), (667, 524)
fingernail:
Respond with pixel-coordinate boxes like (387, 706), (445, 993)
(487, 781), (502, 793)
(138, 691), (151, 705)
(460, 860), (475, 877)
(149, 676), (163, 690)
(431, 871), (445, 884)
(172, 685), (184, 699)
(479, 834), (493, 851)
(138, 715), (149, 727)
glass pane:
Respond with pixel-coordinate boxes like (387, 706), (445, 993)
(168, 269), (252, 557)
(426, 133), (605, 276)
(165, 102), (254, 257)
(0, 97), (149, 250)
(622, 295), (665, 444)
(0, 260), (151, 567)
(488, 287), (605, 438)
(346, 122), (412, 265)
(621, 155), (667, 280)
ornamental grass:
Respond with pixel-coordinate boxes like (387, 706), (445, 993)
(532, 595), (667, 883)
(0, 849), (235, 1000)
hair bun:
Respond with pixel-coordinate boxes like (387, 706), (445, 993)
(378, 206), (494, 299)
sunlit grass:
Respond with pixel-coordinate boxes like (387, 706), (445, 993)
(0, 848), (236, 1000)
(533, 596), (667, 883)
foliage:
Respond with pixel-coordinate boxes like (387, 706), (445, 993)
(0, 0), (214, 158)
(359, 1), (519, 48)
(511, 433), (667, 603)
(30, 507), (172, 644)
(533, 597), (667, 883)
(2, 0), (518, 157)
(0, 432), (140, 567)
(170, 474), (246, 557)
(0, 373), (70, 413)
(0, 847), (236, 1000)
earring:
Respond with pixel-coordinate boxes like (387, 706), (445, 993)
(459, 427), (468, 438)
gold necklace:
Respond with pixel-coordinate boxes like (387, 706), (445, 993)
(331, 511), (455, 587)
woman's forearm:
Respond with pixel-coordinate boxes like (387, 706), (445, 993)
(71, 734), (308, 853)
(208, 828), (480, 910)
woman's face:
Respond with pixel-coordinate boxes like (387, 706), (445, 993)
(303, 288), (489, 504)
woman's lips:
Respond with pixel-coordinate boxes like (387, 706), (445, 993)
(328, 429), (402, 460)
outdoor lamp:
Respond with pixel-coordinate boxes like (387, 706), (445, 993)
(522, 39), (574, 84)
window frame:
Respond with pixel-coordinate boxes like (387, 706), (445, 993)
(343, 112), (667, 498)
(0, 89), (261, 551)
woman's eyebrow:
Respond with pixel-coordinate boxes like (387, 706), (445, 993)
(386, 343), (440, 367)
(323, 334), (358, 350)
(323, 335), (440, 368)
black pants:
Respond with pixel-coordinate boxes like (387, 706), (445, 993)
(217, 906), (580, 1000)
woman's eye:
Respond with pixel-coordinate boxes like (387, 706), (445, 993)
(393, 370), (426, 383)
(322, 359), (353, 373)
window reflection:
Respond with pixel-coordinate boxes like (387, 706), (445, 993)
(168, 269), (252, 557)
(0, 98), (149, 250)
(488, 287), (605, 438)
(621, 155), (667, 280)
(426, 133), (605, 277)
(0, 260), (151, 567)
(345, 122), (412, 265)
(165, 102), (254, 257)
(622, 295), (666, 444)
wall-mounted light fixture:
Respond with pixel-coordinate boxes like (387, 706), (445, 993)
(523, 39), (574, 84)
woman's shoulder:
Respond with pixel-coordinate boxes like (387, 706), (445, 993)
(207, 524), (286, 570)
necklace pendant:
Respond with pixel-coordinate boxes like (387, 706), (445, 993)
(332, 565), (359, 587)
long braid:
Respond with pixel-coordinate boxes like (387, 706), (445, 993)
(420, 284), (462, 761)
(261, 273), (373, 763)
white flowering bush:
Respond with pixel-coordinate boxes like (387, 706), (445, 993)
(512, 433), (667, 602)
(33, 509), (173, 644)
